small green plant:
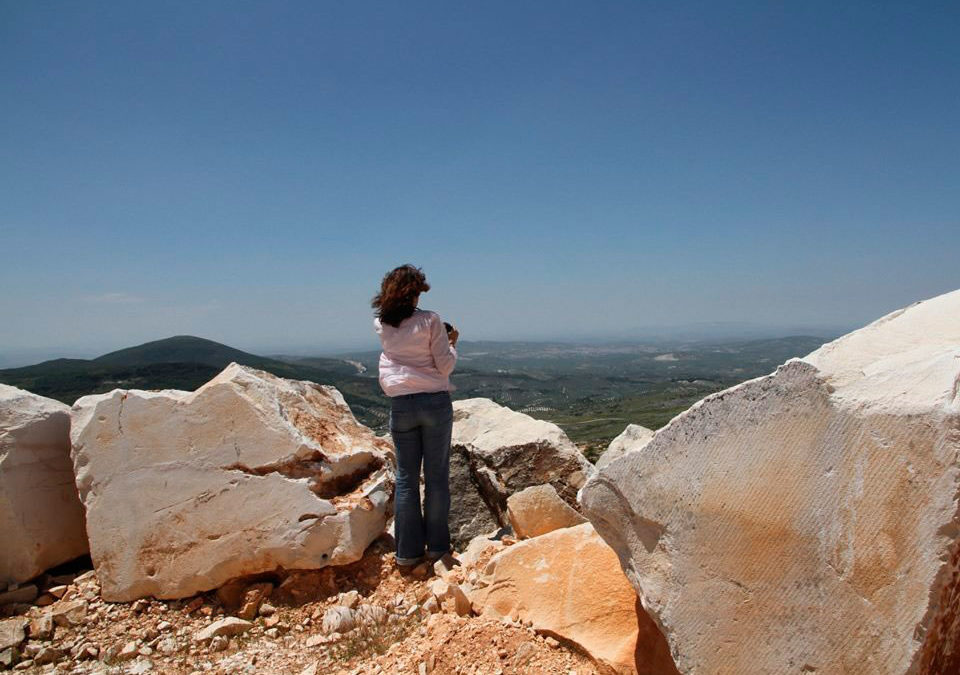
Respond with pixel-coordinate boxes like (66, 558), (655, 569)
(330, 609), (422, 664)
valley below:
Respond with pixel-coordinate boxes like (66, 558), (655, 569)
(0, 334), (830, 463)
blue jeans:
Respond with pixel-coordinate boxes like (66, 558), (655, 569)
(389, 391), (453, 565)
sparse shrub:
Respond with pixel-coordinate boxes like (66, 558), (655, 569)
(330, 608), (421, 663)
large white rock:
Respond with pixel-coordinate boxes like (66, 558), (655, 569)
(1, 385), (88, 585)
(449, 398), (595, 548)
(70, 363), (395, 601)
(580, 289), (960, 675)
(596, 424), (655, 470)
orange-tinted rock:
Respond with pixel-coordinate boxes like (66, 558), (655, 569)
(506, 484), (586, 539)
(469, 522), (676, 674)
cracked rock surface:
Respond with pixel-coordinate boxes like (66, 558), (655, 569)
(580, 288), (960, 675)
(69, 363), (395, 602)
(448, 398), (595, 548)
(1, 385), (88, 586)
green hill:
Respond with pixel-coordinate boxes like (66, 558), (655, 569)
(91, 335), (276, 368)
(0, 336), (388, 427)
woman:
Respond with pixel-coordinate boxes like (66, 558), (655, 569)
(372, 264), (459, 567)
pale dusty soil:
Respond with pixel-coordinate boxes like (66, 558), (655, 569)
(2, 536), (599, 675)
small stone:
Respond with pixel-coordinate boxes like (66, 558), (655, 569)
(298, 662), (319, 675)
(157, 621), (172, 632)
(209, 635), (229, 652)
(12, 658), (32, 670)
(514, 642), (536, 665)
(337, 590), (360, 609)
(418, 662), (428, 675)
(184, 597), (203, 614)
(128, 657), (154, 674)
(265, 628), (279, 639)
(77, 644), (98, 660)
(193, 617), (252, 642)
(545, 636), (560, 648)
(117, 641), (139, 661)
(138, 645), (154, 656)
(73, 571), (97, 584)
(0, 617), (28, 651)
(304, 634), (326, 648)
(0, 647), (16, 668)
(142, 627), (160, 642)
(132, 599), (150, 614)
(47, 586), (68, 599)
(264, 615), (281, 628)
(33, 645), (63, 665)
(433, 554), (461, 578)
(258, 603), (276, 617)
(428, 579), (471, 616)
(157, 637), (178, 655)
(422, 597), (439, 614)
(33, 594), (56, 607)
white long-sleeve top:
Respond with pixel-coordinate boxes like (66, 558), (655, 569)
(374, 309), (457, 397)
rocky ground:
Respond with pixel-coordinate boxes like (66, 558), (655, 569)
(0, 535), (599, 675)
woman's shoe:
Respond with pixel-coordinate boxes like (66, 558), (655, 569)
(425, 549), (452, 562)
(395, 554), (425, 567)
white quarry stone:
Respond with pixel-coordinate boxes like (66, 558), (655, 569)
(580, 289), (960, 675)
(449, 398), (595, 547)
(0, 386), (88, 585)
(70, 363), (395, 601)
(595, 423), (654, 470)
(452, 398), (594, 491)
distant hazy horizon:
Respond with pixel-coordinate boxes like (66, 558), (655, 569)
(3, 3), (957, 366)
(0, 319), (852, 370)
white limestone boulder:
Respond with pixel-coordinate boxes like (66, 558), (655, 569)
(70, 363), (395, 601)
(449, 398), (595, 548)
(596, 424), (655, 470)
(0, 385), (88, 585)
(580, 289), (960, 675)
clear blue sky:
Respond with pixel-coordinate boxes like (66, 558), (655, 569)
(2, 1), (958, 364)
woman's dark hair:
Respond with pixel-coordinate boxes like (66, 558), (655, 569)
(372, 264), (431, 327)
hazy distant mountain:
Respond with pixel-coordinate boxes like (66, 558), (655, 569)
(90, 335), (275, 369)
